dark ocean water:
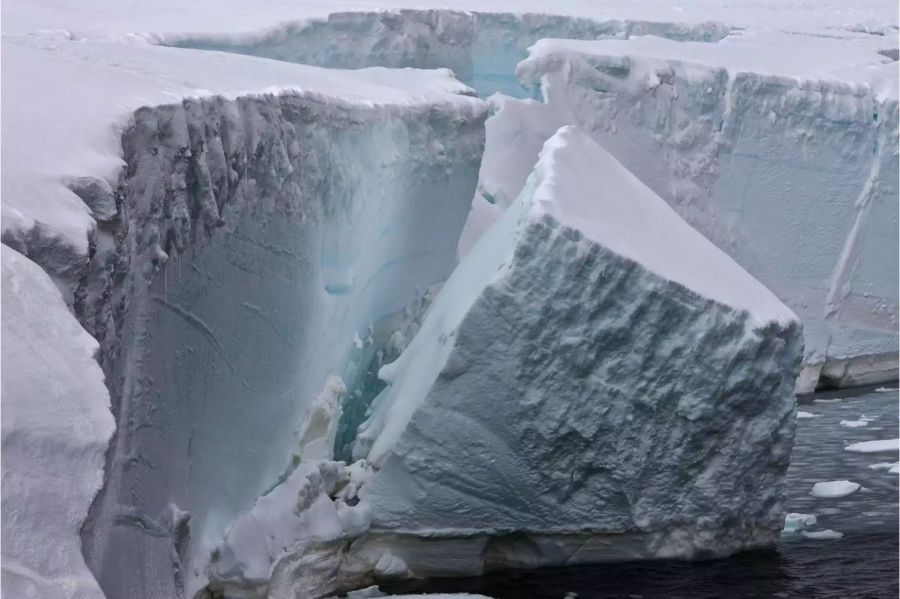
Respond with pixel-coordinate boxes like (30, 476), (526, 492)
(384, 386), (899, 599)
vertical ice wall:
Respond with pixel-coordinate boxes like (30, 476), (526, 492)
(74, 92), (485, 598)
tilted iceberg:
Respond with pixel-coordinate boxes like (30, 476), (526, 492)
(464, 30), (898, 393)
(351, 126), (802, 578)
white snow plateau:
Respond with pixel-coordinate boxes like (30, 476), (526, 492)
(1, 1), (897, 599)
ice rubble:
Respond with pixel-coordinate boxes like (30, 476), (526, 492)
(463, 28), (899, 392)
(349, 127), (801, 578)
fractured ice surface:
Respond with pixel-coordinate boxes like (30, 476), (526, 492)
(352, 126), (802, 578)
(464, 28), (899, 391)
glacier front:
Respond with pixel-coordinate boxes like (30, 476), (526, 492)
(351, 126), (802, 578)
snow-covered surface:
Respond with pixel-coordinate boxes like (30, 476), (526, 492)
(0, 246), (115, 599)
(1, 33), (480, 254)
(526, 30), (899, 99)
(3, 0), (896, 39)
(524, 126), (798, 327)
(845, 439), (900, 453)
(351, 127), (801, 577)
(810, 480), (861, 498)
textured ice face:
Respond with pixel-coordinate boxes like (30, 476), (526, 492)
(463, 30), (898, 391)
(72, 91), (485, 598)
(355, 127), (802, 577)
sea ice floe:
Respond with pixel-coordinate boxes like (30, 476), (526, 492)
(844, 439), (900, 454)
(839, 419), (868, 428)
(810, 480), (861, 498)
(796, 411), (818, 419)
(867, 462), (899, 471)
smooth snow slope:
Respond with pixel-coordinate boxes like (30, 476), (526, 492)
(1, 246), (115, 599)
(354, 127), (801, 578)
(465, 28), (899, 390)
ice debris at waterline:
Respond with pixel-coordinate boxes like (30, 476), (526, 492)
(344, 126), (802, 579)
(782, 513), (817, 534)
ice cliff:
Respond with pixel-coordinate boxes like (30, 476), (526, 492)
(78, 84), (485, 599)
(463, 29), (898, 393)
(350, 127), (801, 577)
(1, 33), (486, 599)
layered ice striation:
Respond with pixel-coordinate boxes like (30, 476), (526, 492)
(168, 10), (730, 99)
(351, 126), (802, 578)
(464, 29), (899, 392)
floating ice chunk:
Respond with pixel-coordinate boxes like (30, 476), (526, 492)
(845, 439), (900, 454)
(782, 513), (817, 534)
(891, 465), (900, 475)
(354, 126), (802, 576)
(840, 419), (869, 428)
(296, 376), (347, 461)
(797, 411), (818, 419)
(867, 462), (899, 471)
(813, 398), (843, 404)
(874, 387), (898, 393)
(801, 529), (844, 540)
(810, 480), (861, 498)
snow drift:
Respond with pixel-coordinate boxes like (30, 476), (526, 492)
(351, 126), (802, 578)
